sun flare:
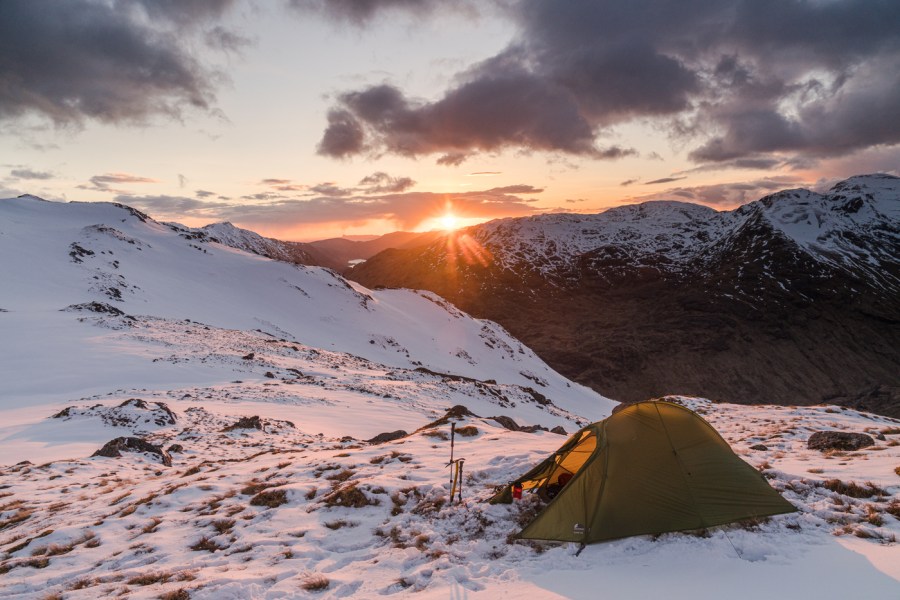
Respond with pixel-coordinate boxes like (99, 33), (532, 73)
(439, 213), (460, 231)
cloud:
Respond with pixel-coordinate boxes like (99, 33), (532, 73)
(78, 172), (157, 194)
(358, 171), (415, 193)
(312, 0), (900, 166)
(115, 194), (230, 215)
(645, 176), (686, 185)
(308, 183), (353, 197)
(620, 178), (639, 187)
(116, 184), (540, 233)
(486, 185), (543, 194)
(0, 0), (240, 126)
(631, 176), (808, 207)
(195, 189), (216, 198)
(10, 168), (53, 180)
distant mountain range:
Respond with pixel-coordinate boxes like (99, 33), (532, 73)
(181, 222), (443, 272)
(347, 174), (900, 416)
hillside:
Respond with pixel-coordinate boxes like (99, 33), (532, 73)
(349, 174), (900, 416)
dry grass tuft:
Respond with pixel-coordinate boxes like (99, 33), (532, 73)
(210, 518), (235, 534)
(159, 589), (191, 600)
(300, 574), (330, 591)
(456, 425), (479, 437)
(250, 489), (288, 508)
(189, 536), (224, 552)
(322, 484), (376, 508)
(325, 468), (355, 483)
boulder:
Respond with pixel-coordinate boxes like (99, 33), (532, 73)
(92, 437), (172, 466)
(807, 431), (875, 451)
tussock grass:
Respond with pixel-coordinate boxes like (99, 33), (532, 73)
(821, 479), (885, 498)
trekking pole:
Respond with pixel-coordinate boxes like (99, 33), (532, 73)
(448, 421), (456, 486)
(457, 458), (465, 504)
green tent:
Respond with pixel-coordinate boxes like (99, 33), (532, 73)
(492, 400), (796, 543)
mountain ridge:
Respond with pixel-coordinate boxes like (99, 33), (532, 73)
(349, 174), (900, 416)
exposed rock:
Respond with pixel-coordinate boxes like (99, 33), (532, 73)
(264, 371), (276, 379)
(92, 437), (172, 467)
(750, 444), (769, 451)
(807, 431), (875, 451)
(62, 302), (124, 316)
(242, 352), (255, 360)
(224, 416), (264, 431)
(490, 415), (521, 431)
(167, 444), (184, 453)
(367, 430), (408, 444)
(550, 426), (568, 435)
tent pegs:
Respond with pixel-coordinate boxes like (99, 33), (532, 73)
(574, 543), (586, 557)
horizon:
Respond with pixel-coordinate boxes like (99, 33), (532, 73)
(2, 1), (899, 241)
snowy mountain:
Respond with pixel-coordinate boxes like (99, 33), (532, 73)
(350, 174), (900, 415)
(0, 194), (613, 436)
(1, 193), (899, 598)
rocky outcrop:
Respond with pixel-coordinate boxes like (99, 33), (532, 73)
(92, 437), (172, 466)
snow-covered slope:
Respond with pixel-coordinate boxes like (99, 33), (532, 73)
(1, 395), (898, 598)
(0, 195), (613, 429)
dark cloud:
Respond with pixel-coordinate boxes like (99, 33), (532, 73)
(0, 0), (239, 126)
(260, 179), (292, 185)
(10, 168), (53, 180)
(287, 0), (473, 26)
(358, 172), (415, 193)
(645, 176), (686, 185)
(195, 189), (216, 198)
(313, 0), (900, 166)
(620, 178), (638, 187)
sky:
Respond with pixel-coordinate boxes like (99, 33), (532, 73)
(1, 0), (899, 241)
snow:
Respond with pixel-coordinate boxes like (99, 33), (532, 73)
(1, 194), (898, 598)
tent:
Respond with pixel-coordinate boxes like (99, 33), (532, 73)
(491, 400), (796, 543)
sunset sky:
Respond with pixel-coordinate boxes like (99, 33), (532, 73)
(2, 0), (899, 241)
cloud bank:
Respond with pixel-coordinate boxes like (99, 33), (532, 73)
(312, 0), (900, 166)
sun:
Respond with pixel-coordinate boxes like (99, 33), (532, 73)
(438, 213), (461, 231)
